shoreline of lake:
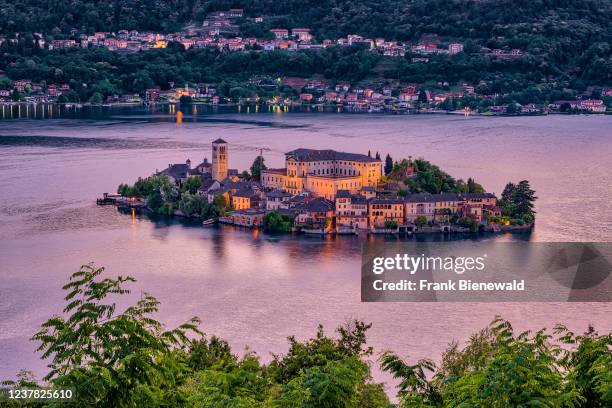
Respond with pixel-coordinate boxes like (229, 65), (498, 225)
(1, 101), (610, 120)
(106, 202), (535, 238)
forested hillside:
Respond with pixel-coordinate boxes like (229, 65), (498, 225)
(1, 1), (610, 104)
(2, 0), (610, 44)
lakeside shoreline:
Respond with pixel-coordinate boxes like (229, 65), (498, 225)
(119, 205), (535, 240)
(100, 195), (535, 239)
(2, 100), (610, 119)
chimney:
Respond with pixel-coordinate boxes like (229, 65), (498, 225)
(186, 158), (191, 168)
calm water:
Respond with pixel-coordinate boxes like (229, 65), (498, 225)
(0, 108), (611, 386)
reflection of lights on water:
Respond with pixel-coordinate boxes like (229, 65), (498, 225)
(252, 228), (259, 239)
(176, 111), (183, 123)
(131, 208), (136, 224)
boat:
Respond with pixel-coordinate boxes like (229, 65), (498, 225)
(202, 219), (217, 226)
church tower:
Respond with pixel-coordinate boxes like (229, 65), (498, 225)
(212, 138), (228, 181)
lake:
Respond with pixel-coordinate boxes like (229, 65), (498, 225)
(0, 107), (610, 387)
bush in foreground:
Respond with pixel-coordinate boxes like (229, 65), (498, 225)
(2, 264), (610, 407)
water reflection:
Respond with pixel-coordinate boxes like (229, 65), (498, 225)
(0, 110), (610, 382)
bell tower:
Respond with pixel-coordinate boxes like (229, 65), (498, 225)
(212, 138), (228, 181)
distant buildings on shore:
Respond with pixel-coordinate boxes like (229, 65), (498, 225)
(1, 7), (525, 59)
(1, 9), (609, 112)
(1, 74), (609, 115)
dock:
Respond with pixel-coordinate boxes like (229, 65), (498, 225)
(96, 193), (146, 208)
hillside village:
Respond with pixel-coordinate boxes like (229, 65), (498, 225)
(109, 139), (536, 235)
(1, 7), (610, 114)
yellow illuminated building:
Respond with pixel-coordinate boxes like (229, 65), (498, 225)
(153, 40), (168, 48)
(261, 149), (382, 200)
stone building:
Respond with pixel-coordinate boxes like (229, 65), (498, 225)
(261, 148), (382, 200)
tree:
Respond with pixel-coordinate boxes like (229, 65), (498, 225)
(212, 195), (228, 212)
(270, 320), (390, 407)
(179, 192), (207, 217)
(418, 89), (428, 103)
(498, 180), (537, 220)
(443, 318), (580, 407)
(512, 180), (537, 218)
(506, 102), (520, 114)
(375, 152), (381, 160)
(182, 176), (201, 195)
(184, 357), (271, 407)
(263, 211), (292, 232)
(440, 97), (456, 111)
(458, 216), (479, 231)
(455, 179), (469, 193)
(467, 177), (484, 193)
(250, 155), (267, 181)
(410, 159), (458, 194)
(415, 215), (428, 227)
(278, 356), (372, 408)
(32, 264), (201, 407)
(187, 336), (236, 371)
(201, 202), (221, 220)
(8, 263), (612, 408)
(384, 220), (398, 229)
(384, 154), (393, 176)
(558, 325), (612, 407)
(380, 352), (440, 407)
(119, 175), (174, 200)
(88, 91), (103, 104)
(147, 190), (164, 212)
(381, 317), (604, 408)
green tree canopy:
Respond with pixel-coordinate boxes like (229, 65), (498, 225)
(499, 179), (537, 221)
(250, 155), (267, 181)
(384, 154), (393, 176)
(32, 264), (202, 406)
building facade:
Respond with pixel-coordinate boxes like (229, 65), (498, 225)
(368, 198), (405, 228)
(335, 190), (369, 229)
(261, 148), (382, 200)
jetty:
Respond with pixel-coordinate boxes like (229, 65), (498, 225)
(96, 193), (146, 208)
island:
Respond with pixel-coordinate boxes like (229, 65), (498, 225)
(101, 139), (537, 236)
